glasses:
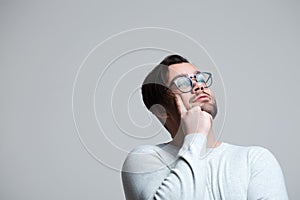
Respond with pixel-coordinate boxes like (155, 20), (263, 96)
(169, 71), (212, 93)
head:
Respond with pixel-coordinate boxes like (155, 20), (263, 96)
(141, 54), (217, 137)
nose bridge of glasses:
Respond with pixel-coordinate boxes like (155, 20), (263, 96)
(190, 75), (198, 84)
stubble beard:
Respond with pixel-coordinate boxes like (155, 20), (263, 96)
(200, 97), (218, 119)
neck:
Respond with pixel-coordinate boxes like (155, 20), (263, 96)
(170, 127), (221, 148)
(206, 128), (222, 148)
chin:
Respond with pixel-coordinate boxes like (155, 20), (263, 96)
(201, 101), (218, 119)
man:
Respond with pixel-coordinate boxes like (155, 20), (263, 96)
(121, 55), (289, 199)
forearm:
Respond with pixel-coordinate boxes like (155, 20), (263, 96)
(122, 134), (208, 200)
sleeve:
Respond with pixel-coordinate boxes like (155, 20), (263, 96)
(121, 134), (208, 200)
(247, 147), (289, 200)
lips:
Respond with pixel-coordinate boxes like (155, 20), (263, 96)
(195, 94), (210, 102)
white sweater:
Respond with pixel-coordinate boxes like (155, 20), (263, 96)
(122, 134), (289, 200)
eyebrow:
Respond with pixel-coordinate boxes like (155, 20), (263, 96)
(168, 70), (200, 86)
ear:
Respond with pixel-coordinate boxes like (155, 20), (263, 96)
(150, 104), (168, 120)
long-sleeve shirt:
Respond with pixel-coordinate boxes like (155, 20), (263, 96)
(121, 134), (289, 199)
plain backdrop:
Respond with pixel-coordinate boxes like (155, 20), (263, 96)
(1, 0), (299, 199)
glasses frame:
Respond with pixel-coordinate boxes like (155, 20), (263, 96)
(169, 71), (213, 93)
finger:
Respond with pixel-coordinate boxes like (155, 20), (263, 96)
(188, 105), (202, 112)
(175, 94), (187, 115)
(202, 110), (213, 120)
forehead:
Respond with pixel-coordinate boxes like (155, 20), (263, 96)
(167, 63), (198, 83)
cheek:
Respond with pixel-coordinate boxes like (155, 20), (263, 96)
(205, 89), (216, 100)
(204, 88), (212, 95)
(179, 94), (191, 108)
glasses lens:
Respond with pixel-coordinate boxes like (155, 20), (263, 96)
(196, 72), (212, 88)
(174, 77), (192, 92)
(195, 73), (206, 83)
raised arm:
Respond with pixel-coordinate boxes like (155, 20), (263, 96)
(122, 134), (208, 200)
(122, 95), (212, 200)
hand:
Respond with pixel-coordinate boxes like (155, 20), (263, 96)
(175, 94), (212, 136)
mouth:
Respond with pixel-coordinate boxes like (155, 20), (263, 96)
(194, 94), (210, 102)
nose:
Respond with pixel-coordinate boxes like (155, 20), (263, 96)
(191, 79), (205, 93)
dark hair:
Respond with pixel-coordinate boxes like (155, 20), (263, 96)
(159, 54), (189, 67)
(141, 55), (189, 131)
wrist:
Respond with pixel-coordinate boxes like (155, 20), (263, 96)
(185, 131), (209, 136)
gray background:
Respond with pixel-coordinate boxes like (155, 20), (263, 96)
(1, 0), (299, 199)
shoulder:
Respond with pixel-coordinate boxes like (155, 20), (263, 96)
(223, 143), (278, 164)
(241, 145), (277, 166)
(226, 143), (281, 171)
(129, 144), (162, 154)
(247, 146), (282, 173)
(224, 143), (271, 156)
(122, 144), (170, 173)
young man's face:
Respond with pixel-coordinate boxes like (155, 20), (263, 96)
(166, 62), (218, 118)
